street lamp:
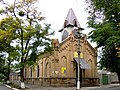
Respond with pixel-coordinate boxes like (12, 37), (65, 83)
(73, 27), (84, 90)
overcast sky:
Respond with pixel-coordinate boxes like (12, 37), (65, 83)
(1, 0), (96, 46)
(37, 0), (91, 42)
(1, 0), (89, 39)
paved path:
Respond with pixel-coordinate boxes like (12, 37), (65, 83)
(2, 82), (120, 90)
(25, 83), (120, 90)
(0, 84), (12, 90)
(89, 86), (120, 90)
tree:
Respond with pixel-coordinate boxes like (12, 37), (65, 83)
(0, 0), (54, 85)
(0, 55), (7, 81)
(0, 16), (19, 80)
(85, 0), (120, 82)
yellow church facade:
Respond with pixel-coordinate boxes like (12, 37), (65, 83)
(24, 8), (99, 86)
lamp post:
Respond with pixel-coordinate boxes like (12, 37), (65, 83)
(77, 28), (81, 90)
(73, 27), (84, 90)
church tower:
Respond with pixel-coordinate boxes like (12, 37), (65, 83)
(59, 8), (83, 41)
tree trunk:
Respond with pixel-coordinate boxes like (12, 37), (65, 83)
(20, 68), (24, 82)
(20, 26), (24, 81)
(20, 63), (25, 89)
(7, 59), (11, 81)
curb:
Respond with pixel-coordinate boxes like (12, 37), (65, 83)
(4, 84), (20, 90)
(100, 84), (120, 88)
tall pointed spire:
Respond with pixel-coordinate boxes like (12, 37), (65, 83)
(59, 8), (81, 32)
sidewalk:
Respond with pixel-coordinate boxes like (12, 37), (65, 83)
(25, 83), (120, 90)
(4, 83), (120, 90)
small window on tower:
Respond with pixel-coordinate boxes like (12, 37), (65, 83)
(62, 30), (68, 41)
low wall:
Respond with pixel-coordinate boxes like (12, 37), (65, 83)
(24, 77), (99, 87)
(24, 77), (76, 87)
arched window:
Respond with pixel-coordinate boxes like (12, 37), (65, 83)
(30, 67), (32, 78)
(61, 56), (67, 76)
(37, 65), (40, 77)
(88, 59), (92, 77)
(62, 30), (68, 41)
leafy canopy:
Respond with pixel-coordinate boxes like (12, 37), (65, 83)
(0, 0), (54, 81)
(86, 0), (120, 74)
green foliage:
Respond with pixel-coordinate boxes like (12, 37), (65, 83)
(88, 23), (118, 47)
(0, 0), (54, 81)
(86, 0), (120, 76)
(0, 16), (19, 51)
(0, 57), (8, 80)
(0, 73), (6, 80)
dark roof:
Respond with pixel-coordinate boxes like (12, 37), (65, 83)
(59, 8), (82, 32)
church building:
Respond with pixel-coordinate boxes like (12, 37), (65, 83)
(24, 8), (99, 86)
